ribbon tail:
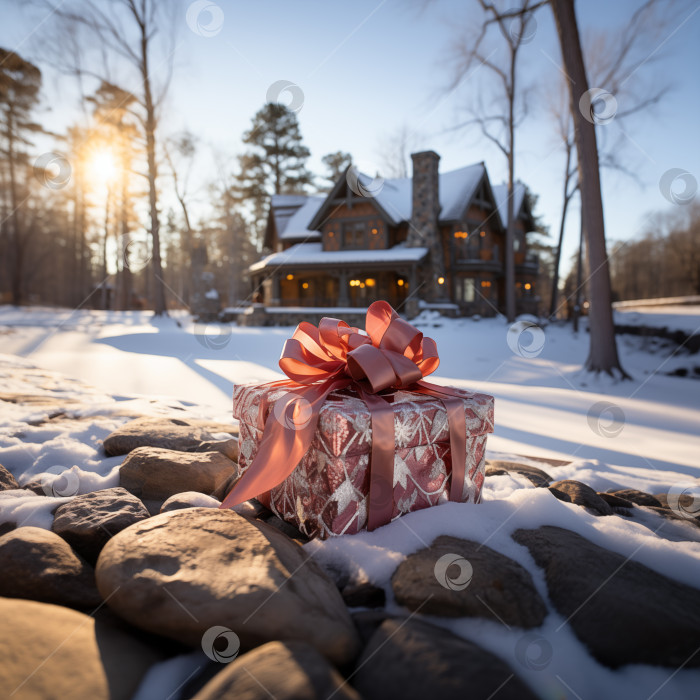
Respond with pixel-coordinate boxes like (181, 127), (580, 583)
(220, 378), (349, 509)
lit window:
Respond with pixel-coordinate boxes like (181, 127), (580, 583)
(302, 282), (309, 290)
(480, 280), (492, 288)
(524, 283), (532, 290)
(286, 274), (294, 281)
(397, 279), (405, 287)
(437, 276), (445, 285)
(328, 231), (334, 238)
(365, 278), (376, 287)
(480, 231), (486, 237)
(371, 228), (378, 235)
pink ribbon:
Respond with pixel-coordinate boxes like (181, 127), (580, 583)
(220, 300), (472, 530)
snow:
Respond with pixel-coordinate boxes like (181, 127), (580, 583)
(615, 305), (700, 336)
(249, 241), (429, 271)
(1, 304), (699, 699)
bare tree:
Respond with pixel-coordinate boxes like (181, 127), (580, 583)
(376, 124), (417, 179)
(39, 0), (178, 315)
(446, 0), (542, 322)
(550, 0), (628, 377)
(548, 0), (673, 319)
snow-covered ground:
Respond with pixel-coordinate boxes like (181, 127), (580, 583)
(1, 305), (700, 699)
(614, 304), (700, 335)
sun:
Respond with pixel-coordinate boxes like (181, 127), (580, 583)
(87, 147), (118, 186)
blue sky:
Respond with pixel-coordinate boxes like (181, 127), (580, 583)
(2, 0), (699, 272)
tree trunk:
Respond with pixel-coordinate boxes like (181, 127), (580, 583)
(6, 109), (23, 306)
(549, 145), (573, 319)
(550, 0), (629, 377)
(141, 32), (167, 316)
(504, 47), (517, 323)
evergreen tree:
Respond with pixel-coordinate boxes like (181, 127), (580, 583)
(320, 151), (352, 191)
(0, 48), (43, 305)
(234, 103), (313, 248)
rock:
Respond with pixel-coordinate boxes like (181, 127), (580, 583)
(341, 582), (386, 608)
(512, 526), (700, 668)
(95, 508), (360, 666)
(0, 521), (16, 536)
(353, 617), (538, 700)
(52, 487), (150, 564)
(607, 488), (662, 508)
(191, 641), (360, 700)
(485, 460), (552, 487)
(0, 463), (19, 491)
(160, 491), (222, 513)
(351, 610), (393, 645)
(119, 447), (238, 501)
(392, 535), (547, 628)
(597, 492), (634, 511)
(103, 416), (238, 456)
(261, 512), (310, 544)
(231, 499), (264, 519)
(0, 597), (161, 700)
(0, 527), (102, 609)
(549, 480), (614, 516)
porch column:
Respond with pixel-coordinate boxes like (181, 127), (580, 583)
(270, 273), (280, 307)
(338, 270), (349, 307)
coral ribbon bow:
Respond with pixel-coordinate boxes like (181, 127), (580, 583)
(220, 300), (469, 531)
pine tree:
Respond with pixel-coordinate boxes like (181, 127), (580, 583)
(234, 103), (313, 248)
(0, 48), (43, 305)
(320, 151), (352, 191)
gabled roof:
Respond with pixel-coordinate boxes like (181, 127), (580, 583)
(308, 162), (489, 230)
(269, 194), (325, 242)
(250, 242), (429, 272)
(491, 182), (528, 230)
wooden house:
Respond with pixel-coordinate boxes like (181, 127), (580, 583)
(248, 151), (539, 322)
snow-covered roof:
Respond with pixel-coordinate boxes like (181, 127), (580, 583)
(270, 194), (325, 241)
(342, 163), (487, 225)
(491, 182), (527, 229)
(250, 242), (429, 272)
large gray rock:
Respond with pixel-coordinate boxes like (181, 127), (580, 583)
(353, 617), (539, 700)
(192, 641), (360, 700)
(0, 527), (102, 610)
(0, 463), (19, 491)
(52, 487), (150, 564)
(103, 416), (238, 456)
(392, 535), (547, 628)
(95, 508), (360, 666)
(119, 447), (238, 501)
(0, 597), (161, 700)
(512, 526), (700, 668)
(485, 460), (552, 487)
(549, 480), (614, 516)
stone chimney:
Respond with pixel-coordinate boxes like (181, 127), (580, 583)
(408, 151), (446, 300)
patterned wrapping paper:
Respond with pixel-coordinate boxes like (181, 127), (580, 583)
(233, 383), (494, 539)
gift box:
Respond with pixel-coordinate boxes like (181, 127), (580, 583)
(233, 383), (494, 539)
